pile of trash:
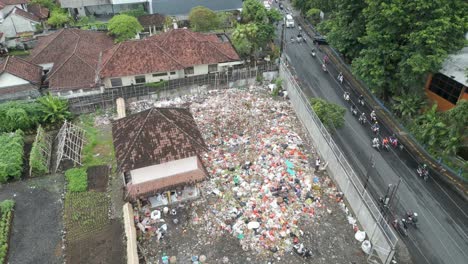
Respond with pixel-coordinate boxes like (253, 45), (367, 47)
(190, 89), (329, 256)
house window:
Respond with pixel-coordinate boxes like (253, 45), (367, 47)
(208, 64), (218, 72)
(184, 67), (194, 75)
(135, 75), (146, 84)
(110, 78), (122, 87)
(170, 71), (176, 75)
(428, 73), (464, 104)
(152, 72), (167, 77)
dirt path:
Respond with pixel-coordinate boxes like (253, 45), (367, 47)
(0, 174), (64, 264)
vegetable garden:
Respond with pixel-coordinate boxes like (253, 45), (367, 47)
(29, 126), (53, 177)
(0, 131), (24, 183)
(0, 200), (15, 263)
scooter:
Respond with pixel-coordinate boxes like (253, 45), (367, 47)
(293, 243), (312, 258)
(417, 166), (429, 181)
(372, 139), (380, 151)
(343, 92), (350, 102)
(311, 49), (316, 57)
(406, 212), (418, 229)
(382, 140), (390, 151)
(371, 124), (380, 135)
(359, 113), (366, 125)
(358, 95), (365, 106)
(351, 106), (358, 116)
(322, 64), (328, 73)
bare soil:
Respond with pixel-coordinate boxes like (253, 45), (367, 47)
(66, 220), (124, 264)
(87, 165), (110, 192)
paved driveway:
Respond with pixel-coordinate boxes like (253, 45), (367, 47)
(0, 174), (64, 264)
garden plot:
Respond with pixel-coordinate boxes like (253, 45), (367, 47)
(135, 88), (368, 263)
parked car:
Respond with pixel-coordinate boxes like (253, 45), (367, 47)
(313, 36), (328, 45)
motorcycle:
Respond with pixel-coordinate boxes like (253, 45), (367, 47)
(372, 138), (380, 151)
(293, 243), (312, 258)
(382, 139), (390, 151)
(351, 106), (358, 116)
(417, 165), (429, 181)
(358, 95), (365, 106)
(322, 63), (328, 72)
(359, 114), (366, 125)
(392, 218), (408, 237)
(406, 212), (418, 229)
(371, 124), (380, 135)
(343, 92), (350, 102)
(337, 73), (344, 84)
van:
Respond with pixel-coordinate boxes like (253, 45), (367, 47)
(285, 14), (294, 28)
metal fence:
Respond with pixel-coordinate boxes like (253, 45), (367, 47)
(68, 63), (277, 114)
(279, 61), (397, 264)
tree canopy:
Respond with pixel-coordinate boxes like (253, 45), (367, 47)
(188, 6), (220, 32)
(47, 9), (70, 28)
(310, 98), (345, 130)
(108, 14), (143, 43)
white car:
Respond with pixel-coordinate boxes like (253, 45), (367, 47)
(285, 14), (295, 28)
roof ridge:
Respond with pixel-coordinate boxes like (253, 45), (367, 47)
(99, 43), (122, 75)
(2, 56), (9, 72)
(29, 28), (65, 60)
(119, 108), (155, 169)
(156, 108), (209, 152)
(46, 30), (86, 80)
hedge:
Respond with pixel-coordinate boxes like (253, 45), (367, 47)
(0, 131), (24, 183)
(29, 126), (51, 177)
(0, 200), (15, 263)
(65, 168), (88, 192)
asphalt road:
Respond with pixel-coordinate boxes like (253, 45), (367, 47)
(270, 2), (468, 263)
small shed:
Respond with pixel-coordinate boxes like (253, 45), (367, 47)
(112, 107), (209, 202)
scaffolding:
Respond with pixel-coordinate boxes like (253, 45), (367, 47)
(55, 121), (86, 173)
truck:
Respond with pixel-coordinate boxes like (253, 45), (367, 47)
(285, 14), (294, 28)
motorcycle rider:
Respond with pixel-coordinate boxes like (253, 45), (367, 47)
(382, 137), (390, 150)
(359, 112), (366, 124)
(371, 122), (380, 134)
(372, 137), (380, 150)
(351, 105), (358, 116)
(417, 164), (429, 180)
(311, 48), (316, 57)
(358, 94), (365, 106)
(370, 110), (377, 122)
(337, 72), (344, 84)
(322, 63), (327, 72)
(343, 91), (350, 102)
(389, 134), (398, 147)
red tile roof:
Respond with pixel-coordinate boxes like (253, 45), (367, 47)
(27, 3), (49, 20)
(0, 56), (42, 84)
(13, 6), (39, 22)
(100, 29), (240, 78)
(0, 0), (29, 8)
(112, 107), (208, 173)
(28, 28), (114, 91)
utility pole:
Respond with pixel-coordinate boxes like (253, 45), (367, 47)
(363, 154), (375, 191)
(388, 177), (401, 211)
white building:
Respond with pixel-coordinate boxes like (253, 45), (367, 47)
(99, 28), (242, 88)
(0, 55), (42, 101)
(59, 0), (151, 17)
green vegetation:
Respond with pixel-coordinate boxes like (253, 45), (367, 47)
(232, 0), (282, 58)
(189, 6), (220, 32)
(71, 15), (108, 30)
(29, 126), (50, 177)
(0, 200), (15, 263)
(48, 9), (71, 28)
(121, 6), (147, 18)
(37, 94), (72, 126)
(0, 95), (71, 133)
(310, 98), (346, 130)
(64, 191), (110, 240)
(65, 168), (88, 192)
(146, 80), (168, 89)
(7, 49), (30, 56)
(272, 78), (282, 97)
(0, 131), (24, 183)
(78, 114), (115, 168)
(108, 14), (143, 43)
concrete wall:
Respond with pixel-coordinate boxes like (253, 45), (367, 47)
(130, 156), (198, 184)
(122, 203), (139, 264)
(0, 72), (30, 87)
(60, 0), (111, 9)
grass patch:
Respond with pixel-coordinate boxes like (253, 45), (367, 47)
(64, 191), (110, 241)
(78, 114), (115, 168)
(0, 200), (14, 263)
(65, 168), (88, 192)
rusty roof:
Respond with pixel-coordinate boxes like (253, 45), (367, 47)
(112, 107), (208, 173)
(100, 29), (240, 78)
(0, 56), (42, 84)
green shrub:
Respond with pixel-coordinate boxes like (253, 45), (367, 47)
(310, 98), (346, 130)
(0, 199), (14, 263)
(146, 80), (168, 89)
(65, 168), (88, 192)
(0, 131), (24, 183)
(29, 126), (50, 177)
(0, 101), (42, 133)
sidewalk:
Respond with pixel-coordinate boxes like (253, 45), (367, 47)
(294, 15), (468, 199)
